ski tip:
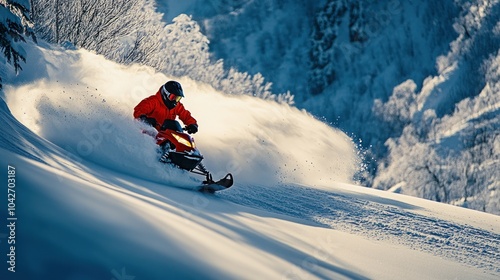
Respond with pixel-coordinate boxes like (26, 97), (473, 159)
(198, 173), (234, 193)
(218, 173), (234, 188)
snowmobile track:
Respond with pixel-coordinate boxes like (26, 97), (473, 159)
(221, 184), (500, 273)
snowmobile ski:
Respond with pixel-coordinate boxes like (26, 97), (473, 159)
(196, 173), (234, 193)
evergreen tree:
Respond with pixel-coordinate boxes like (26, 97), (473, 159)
(308, 1), (346, 95)
(0, 0), (35, 88)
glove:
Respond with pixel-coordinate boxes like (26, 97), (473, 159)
(186, 124), (198, 134)
(138, 115), (157, 127)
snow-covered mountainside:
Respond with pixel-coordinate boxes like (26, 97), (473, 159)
(156, 0), (500, 214)
(1, 41), (500, 280)
(16, 0), (497, 213)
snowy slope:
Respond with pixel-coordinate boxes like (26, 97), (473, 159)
(1, 44), (499, 279)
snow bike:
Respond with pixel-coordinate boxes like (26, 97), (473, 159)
(154, 120), (233, 193)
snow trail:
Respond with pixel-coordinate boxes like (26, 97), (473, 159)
(222, 183), (500, 273)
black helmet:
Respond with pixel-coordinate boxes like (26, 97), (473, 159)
(161, 81), (184, 109)
(163, 81), (184, 96)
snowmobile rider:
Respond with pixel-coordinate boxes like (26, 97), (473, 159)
(133, 81), (198, 134)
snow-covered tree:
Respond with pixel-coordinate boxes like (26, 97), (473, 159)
(375, 49), (500, 214)
(309, 1), (344, 95)
(0, 0), (35, 88)
(308, 0), (370, 95)
(31, 0), (174, 70)
(158, 14), (293, 104)
(159, 14), (212, 77)
(373, 79), (418, 136)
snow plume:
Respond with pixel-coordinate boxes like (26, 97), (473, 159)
(6, 45), (359, 188)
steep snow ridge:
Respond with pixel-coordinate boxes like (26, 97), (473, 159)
(6, 44), (359, 189)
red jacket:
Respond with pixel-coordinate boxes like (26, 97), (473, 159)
(133, 89), (197, 131)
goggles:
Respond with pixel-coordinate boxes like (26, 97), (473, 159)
(167, 93), (182, 103)
(162, 85), (182, 103)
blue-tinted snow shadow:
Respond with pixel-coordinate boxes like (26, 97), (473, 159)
(90, 172), (371, 280)
(4, 157), (215, 280)
(3, 152), (371, 280)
